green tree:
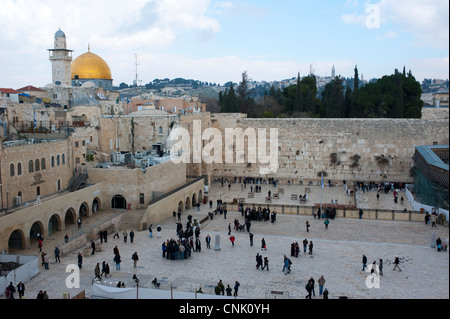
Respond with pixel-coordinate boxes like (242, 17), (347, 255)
(322, 77), (345, 117)
(293, 73), (303, 112)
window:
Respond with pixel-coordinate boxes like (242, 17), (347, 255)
(35, 159), (40, 171)
(51, 156), (55, 167)
(82, 140), (86, 146)
(158, 126), (163, 134)
(53, 93), (58, 99)
(10, 163), (15, 177)
(62, 154), (65, 165)
(139, 193), (145, 204)
(75, 141), (79, 148)
(29, 160), (34, 173)
(57, 155), (60, 166)
(17, 163), (22, 175)
(41, 158), (46, 170)
(75, 157), (80, 164)
(57, 179), (61, 191)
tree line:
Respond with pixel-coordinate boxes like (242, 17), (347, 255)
(219, 67), (424, 119)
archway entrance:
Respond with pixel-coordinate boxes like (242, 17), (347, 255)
(65, 208), (77, 227)
(92, 197), (101, 214)
(30, 221), (43, 244)
(112, 195), (126, 209)
(192, 193), (197, 206)
(79, 202), (89, 217)
(178, 201), (184, 212)
(8, 230), (25, 251)
(185, 196), (191, 210)
(48, 214), (60, 237)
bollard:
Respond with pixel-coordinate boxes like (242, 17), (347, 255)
(214, 235), (221, 251)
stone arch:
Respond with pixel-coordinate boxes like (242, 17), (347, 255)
(8, 229), (26, 251)
(79, 201), (90, 217)
(112, 194), (127, 209)
(65, 207), (77, 226)
(185, 196), (191, 210)
(30, 221), (44, 244)
(92, 197), (101, 213)
(192, 193), (197, 206)
(48, 214), (61, 237)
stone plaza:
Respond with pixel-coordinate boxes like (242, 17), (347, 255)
(3, 183), (448, 300)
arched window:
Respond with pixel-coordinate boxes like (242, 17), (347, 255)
(51, 156), (55, 167)
(10, 163), (15, 177)
(62, 154), (65, 165)
(35, 159), (40, 171)
(17, 163), (22, 175)
(29, 160), (34, 173)
(41, 158), (46, 170)
(57, 179), (61, 191)
(57, 155), (60, 166)
(158, 126), (163, 134)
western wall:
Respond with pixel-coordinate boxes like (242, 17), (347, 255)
(179, 113), (449, 184)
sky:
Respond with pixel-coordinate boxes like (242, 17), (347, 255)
(0, 0), (448, 89)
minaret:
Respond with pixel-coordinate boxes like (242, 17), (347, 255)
(48, 29), (73, 85)
(331, 65), (335, 78)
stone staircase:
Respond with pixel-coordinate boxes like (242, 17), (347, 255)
(119, 209), (147, 231)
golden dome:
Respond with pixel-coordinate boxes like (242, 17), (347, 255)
(71, 51), (112, 80)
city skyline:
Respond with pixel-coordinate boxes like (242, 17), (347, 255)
(0, 0), (448, 89)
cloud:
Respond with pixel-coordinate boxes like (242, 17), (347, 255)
(341, 0), (449, 49)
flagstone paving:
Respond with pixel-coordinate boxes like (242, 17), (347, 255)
(3, 184), (448, 299)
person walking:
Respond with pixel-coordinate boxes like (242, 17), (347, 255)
(148, 224), (153, 238)
(308, 241), (313, 255)
(43, 252), (50, 270)
(54, 246), (61, 263)
(305, 280), (313, 299)
(261, 238), (267, 250)
(230, 235), (235, 246)
(379, 258), (384, 275)
(233, 281), (240, 297)
(303, 239), (308, 253)
(114, 254), (121, 271)
(129, 230), (135, 243)
(306, 220), (310, 232)
(318, 276), (326, 296)
(132, 252), (139, 268)
(228, 223), (232, 235)
(91, 240), (96, 255)
(309, 277), (316, 297)
(324, 219), (329, 230)
(206, 234), (211, 249)
(262, 256), (269, 271)
(393, 256), (402, 271)
(77, 252), (83, 269)
(77, 217), (82, 229)
(94, 263), (101, 280)
(249, 232), (254, 246)
(362, 254), (368, 271)
(38, 237), (43, 252)
(17, 282), (25, 299)
(157, 225), (162, 238)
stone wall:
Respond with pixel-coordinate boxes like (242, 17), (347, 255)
(1, 139), (73, 208)
(87, 161), (187, 210)
(209, 116), (449, 184)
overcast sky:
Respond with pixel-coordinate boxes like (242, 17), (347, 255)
(0, 0), (448, 89)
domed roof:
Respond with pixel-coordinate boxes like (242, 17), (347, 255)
(55, 29), (66, 38)
(71, 51), (112, 80)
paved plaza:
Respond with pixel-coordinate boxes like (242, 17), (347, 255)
(3, 184), (448, 299)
